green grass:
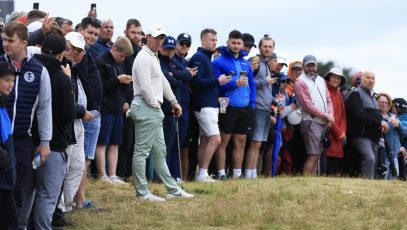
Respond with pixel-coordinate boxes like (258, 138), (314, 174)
(67, 176), (407, 229)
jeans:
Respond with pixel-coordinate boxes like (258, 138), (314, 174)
(82, 116), (101, 160)
(130, 99), (180, 197)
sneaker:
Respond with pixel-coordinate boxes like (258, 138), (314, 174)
(137, 192), (166, 202)
(196, 174), (218, 183)
(99, 175), (112, 183)
(82, 200), (105, 212)
(109, 175), (127, 185)
(167, 189), (194, 199)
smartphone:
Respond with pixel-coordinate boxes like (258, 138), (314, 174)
(141, 37), (147, 46)
(33, 2), (39, 10)
(91, 3), (96, 10)
(227, 71), (235, 76)
(239, 70), (247, 78)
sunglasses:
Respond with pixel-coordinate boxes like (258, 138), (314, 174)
(179, 42), (191, 47)
(291, 67), (302, 71)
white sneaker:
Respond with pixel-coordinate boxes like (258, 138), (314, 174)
(137, 192), (166, 202)
(109, 175), (127, 185)
(167, 189), (194, 199)
(99, 175), (112, 183)
(196, 174), (218, 183)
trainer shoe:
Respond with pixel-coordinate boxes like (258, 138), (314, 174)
(137, 192), (166, 202)
(196, 174), (218, 183)
(109, 175), (127, 185)
(218, 175), (227, 181)
(167, 189), (194, 199)
(99, 175), (112, 183)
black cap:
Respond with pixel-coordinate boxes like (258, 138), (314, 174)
(0, 61), (14, 78)
(42, 34), (67, 55)
(242, 33), (256, 48)
(177, 33), (191, 44)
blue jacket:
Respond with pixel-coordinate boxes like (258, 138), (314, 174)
(172, 53), (192, 108)
(89, 38), (113, 59)
(0, 97), (15, 191)
(72, 45), (103, 112)
(385, 113), (407, 157)
(159, 53), (182, 115)
(212, 46), (256, 108)
(189, 47), (219, 111)
(399, 113), (407, 149)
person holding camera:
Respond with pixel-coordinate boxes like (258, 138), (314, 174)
(294, 55), (334, 175)
(212, 30), (256, 180)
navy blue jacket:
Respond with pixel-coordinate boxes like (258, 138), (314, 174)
(212, 46), (256, 108)
(72, 45), (103, 112)
(89, 38), (113, 59)
(159, 53), (182, 115)
(95, 51), (127, 115)
(189, 47), (219, 111)
(172, 53), (192, 109)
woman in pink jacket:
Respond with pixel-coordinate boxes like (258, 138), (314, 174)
(324, 67), (347, 175)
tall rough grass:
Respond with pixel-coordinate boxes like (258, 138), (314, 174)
(67, 176), (407, 229)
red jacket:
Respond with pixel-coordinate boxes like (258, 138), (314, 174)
(327, 84), (347, 158)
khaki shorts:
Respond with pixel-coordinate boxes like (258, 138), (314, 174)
(299, 120), (325, 155)
(194, 107), (220, 137)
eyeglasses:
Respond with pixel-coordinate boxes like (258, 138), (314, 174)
(378, 101), (389, 105)
(179, 42), (191, 47)
(292, 67), (302, 71)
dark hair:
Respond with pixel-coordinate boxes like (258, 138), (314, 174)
(56, 17), (73, 28)
(228, 30), (243, 40)
(3, 22), (28, 42)
(258, 34), (275, 48)
(80, 16), (101, 30)
(26, 10), (47, 24)
(126, 18), (141, 30)
(200, 28), (217, 39)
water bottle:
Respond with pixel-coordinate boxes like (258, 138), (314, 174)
(32, 153), (41, 169)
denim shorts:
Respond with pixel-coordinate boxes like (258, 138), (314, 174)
(97, 112), (123, 145)
(250, 109), (271, 142)
(82, 116), (101, 160)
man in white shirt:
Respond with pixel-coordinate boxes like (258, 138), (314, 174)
(130, 24), (193, 202)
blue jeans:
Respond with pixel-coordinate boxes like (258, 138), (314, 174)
(83, 116), (101, 160)
(17, 151), (67, 230)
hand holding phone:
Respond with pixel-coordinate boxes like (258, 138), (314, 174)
(227, 71), (235, 76)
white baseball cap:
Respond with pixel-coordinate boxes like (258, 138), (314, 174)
(147, 24), (166, 37)
(65, 32), (86, 51)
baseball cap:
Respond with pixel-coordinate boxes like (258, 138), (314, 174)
(277, 56), (287, 67)
(42, 34), (67, 55)
(242, 33), (256, 48)
(147, 24), (166, 37)
(177, 33), (191, 44)
(65, 32), (86, 51)
(303, 55), (317, 66)
(0, 61), (14, 78)
(292, 62), (303, 69)
(162, 36), (176, 49)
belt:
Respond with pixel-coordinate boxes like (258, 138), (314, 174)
(134, 95), (144, 100)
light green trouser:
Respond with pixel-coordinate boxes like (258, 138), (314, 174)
(130, 99), (180, 196)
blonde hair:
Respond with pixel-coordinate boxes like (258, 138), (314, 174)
(113, 37), (133, 56)
(376, 92), (392, 108)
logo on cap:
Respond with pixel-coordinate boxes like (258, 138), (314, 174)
(183, 34), (189, 38)
(168, 39), (175, 44)
(24, 71), (35, 82)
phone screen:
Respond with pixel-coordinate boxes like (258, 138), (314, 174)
(33, 3), (39, 10)
(91, 3), (96, 10)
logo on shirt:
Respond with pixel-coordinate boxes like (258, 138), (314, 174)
(24, 71), (35, 82)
